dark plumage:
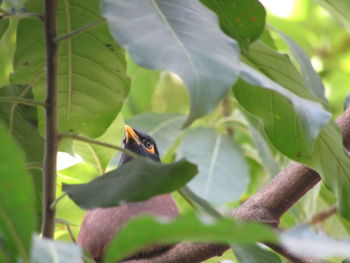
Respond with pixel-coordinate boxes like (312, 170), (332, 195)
(77, 125), (179, 262)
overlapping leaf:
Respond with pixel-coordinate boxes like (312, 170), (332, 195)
(238, 40), (350, 219)
(235, 63), (330, 160)
(63, 158), (197, 209)
(11, 0), (130, 138)
(0, 122), (36, 262)
(201, 0), (266, 49)
(0, 85), (43, 227)
(102, 0), (240, 126)
(104, 212), (277, 262)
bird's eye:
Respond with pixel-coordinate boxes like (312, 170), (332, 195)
(144, 141), (152, 149)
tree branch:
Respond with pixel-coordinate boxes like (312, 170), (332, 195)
(307, 205), (337, 225)
(58, 132), (138, 159)
(121, 107), (350, 263)
(42, 0), (59, 238)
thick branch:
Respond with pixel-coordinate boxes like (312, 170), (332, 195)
(121, 108), (350, 263)
(42, 0), (59, 238)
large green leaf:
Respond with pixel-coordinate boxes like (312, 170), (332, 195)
(11, 0), (130, 137)
(177, 128), (249, 204)
(234, 64), (330, 161)
(319, 0), (350, 32)
(201, 0), (266, 49)
(126, 113), (185, 157)
(0, 85), (43, 228)
(0, 122), (36, 263)
(102, 0), (240, 126)
(30, 235), (84, 263)
(105, 212), (277, 263)
(74, 114), (124, 174)
(63, 158), (197, 209)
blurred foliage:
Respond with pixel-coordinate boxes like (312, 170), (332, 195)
(1, 0), (350, 262)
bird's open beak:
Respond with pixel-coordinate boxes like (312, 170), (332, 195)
(124, 125), (141, 145)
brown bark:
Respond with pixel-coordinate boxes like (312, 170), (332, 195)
(42, 0), (59, 238)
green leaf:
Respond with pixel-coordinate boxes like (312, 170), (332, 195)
(234, 64), (331, 161)
(126, 113), (185, 157)
(0, 122), (36, 262)
(30, 235), (83, 263)
(246, 41), (318, 101)
(318, 0), (350, 32)
(246, 120), (279, 177)
(102, 0), (240, 126)
(273, 29), (327, 104)
(104, 212), (277, 263)
(177, 128), (249, 204)
(12, 0), (130, 137)
(201, 0), (266, 49)
(234, 244), (281, 263)
(63, 158), (197, 209)
(74, 114), (124, 174)
(125, 54), (160, 115)
(308, 123), (350, 219)
(0, 85), (43, 229)
(0, 19), (9, 40)
(281, 225), (350, 259)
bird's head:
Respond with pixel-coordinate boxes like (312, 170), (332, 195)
(119, 125), (160, 165)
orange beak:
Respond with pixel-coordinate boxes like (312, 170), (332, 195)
(124, 125), (141, 145)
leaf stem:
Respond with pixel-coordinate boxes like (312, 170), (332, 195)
(59, 132), (139, 159)
(26, 162), (43, 171)
(50, 193), (67, 210)
(0, 97), (45, 107)
(55, 218), (76, 242)
(42, 0), (59, 238)
(55, 19), (106, 42)
(0, 12), (43, 20)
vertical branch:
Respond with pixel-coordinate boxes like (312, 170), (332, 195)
(42, 0), (59, 238)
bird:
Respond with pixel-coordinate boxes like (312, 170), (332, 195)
(77, 125), (179, 262)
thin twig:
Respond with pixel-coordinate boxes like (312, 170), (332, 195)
(59, 132), (138, 159)
(55, 19), (106, 42)
(0, 97), (45, 107)
(42, 0), (59, 238)
(307, 205), (337, 225)
(55, 218), (76, 242)
(50, 193), (67, 210)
